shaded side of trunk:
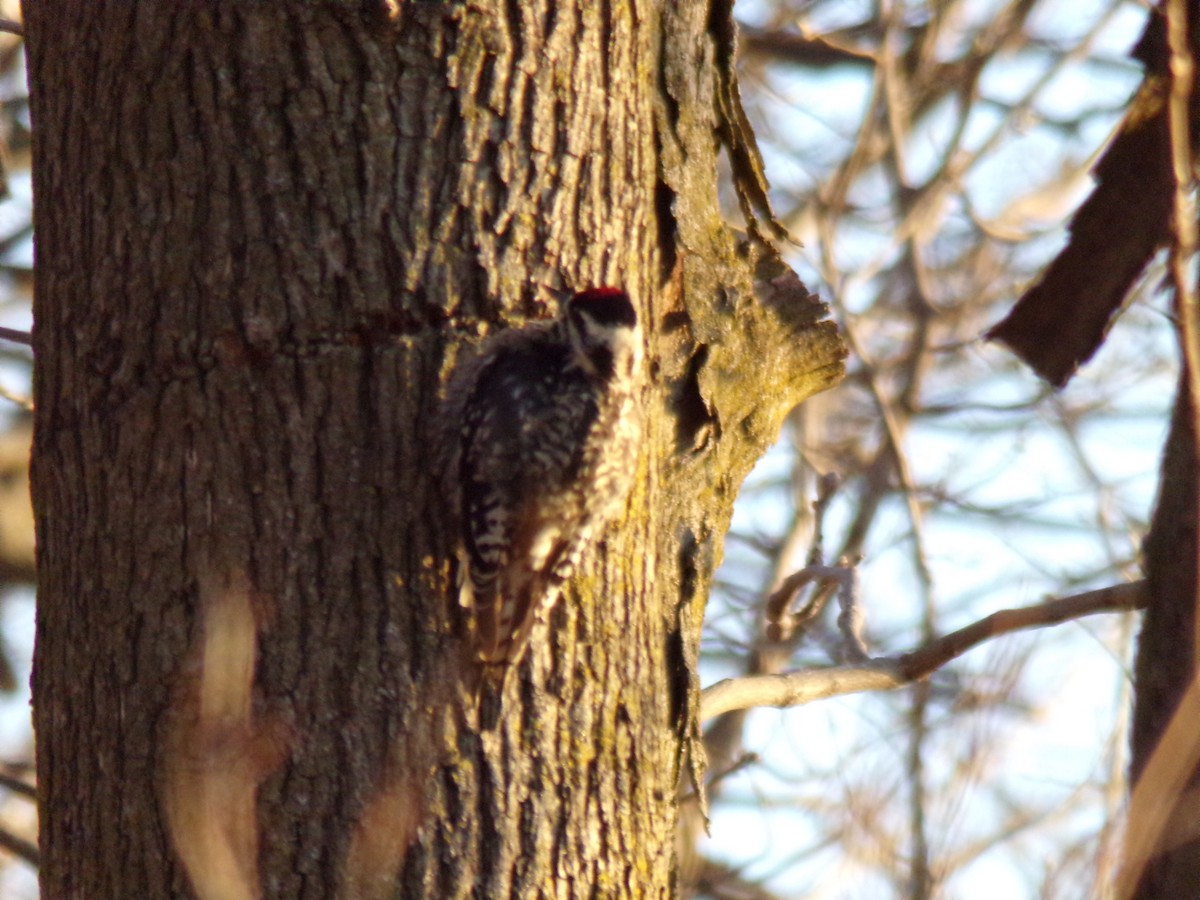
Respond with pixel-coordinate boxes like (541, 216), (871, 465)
(1130, 374), (1200, 896)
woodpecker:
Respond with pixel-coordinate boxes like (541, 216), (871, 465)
(443, 288), (643, 664)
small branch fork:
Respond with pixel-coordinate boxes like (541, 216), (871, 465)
(701, 580), (1148, 723)
(764, 560), (867, 662)
(760, 473), (874, 661)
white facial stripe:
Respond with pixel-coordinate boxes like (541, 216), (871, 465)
(583, 321), (642, 353)
(568, 317), (642, 376)
(607, 325), (643, 364)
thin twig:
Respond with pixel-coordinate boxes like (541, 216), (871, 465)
(0, 327), (30, 346)
(707, 751), (759, 786)
(764, 562), (853, 641)
(701, 581), (1147, 722)
(1164, 0), (1200, 654)
(0, 383), (32, 411)
(0, 770), (35, 800)
(0, 824), (37, 867)
(807, 471), (838, 567)
(833, 559), (868, 662)
(760, 475), (845, 647)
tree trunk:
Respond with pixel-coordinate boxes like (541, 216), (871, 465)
(1128, 375), (1200, 897)
(26, 4), (843, 897)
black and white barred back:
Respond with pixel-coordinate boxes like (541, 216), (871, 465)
(447, 288), (643, 664)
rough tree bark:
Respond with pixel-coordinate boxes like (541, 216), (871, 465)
(26, 3), (842, 897)
(1128, 376), (1200, 897)
(1124, 4), (1200, 895)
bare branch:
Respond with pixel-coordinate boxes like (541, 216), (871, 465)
(741, 25), (878, 68)
(764, 562), (852, 641)
(692, 857), (789, 900)
(1166, 0), (1200, 467)
(0, 824), (36, 867)
(0, 769), (35, 800)
(0, 383), (31, 411)
(0, 328), (30, 347)
(701, 581), (1148, 722)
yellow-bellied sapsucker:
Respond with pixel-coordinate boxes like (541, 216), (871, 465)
(443, 288), (643, 664)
